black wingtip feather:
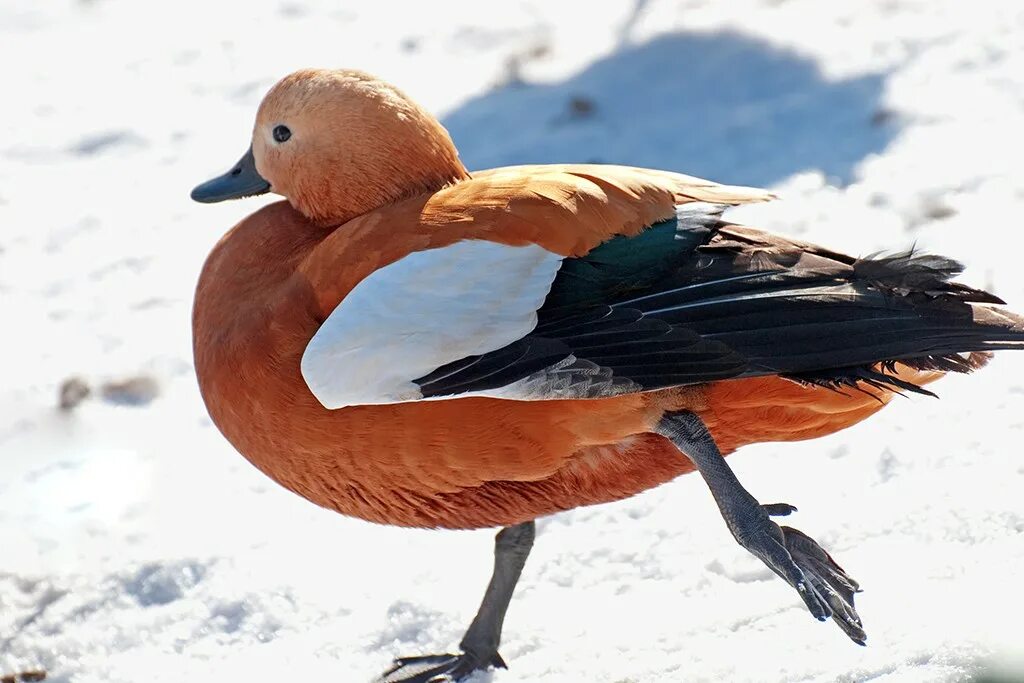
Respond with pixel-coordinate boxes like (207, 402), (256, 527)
(786, 364), (934, 397)
(785, 351), (996, 397)
(854, 249), (1005, 304)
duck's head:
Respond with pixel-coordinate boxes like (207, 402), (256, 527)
(191, 68), (469, 225)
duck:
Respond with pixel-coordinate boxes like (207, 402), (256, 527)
(190, 68), (1024, 682)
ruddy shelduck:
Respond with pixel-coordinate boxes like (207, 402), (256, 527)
(191, 68), (1024, 682)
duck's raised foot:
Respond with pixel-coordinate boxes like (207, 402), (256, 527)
(378, 652), (507, 683)
(735, 511), (865, 644)
(655, 411), (866, 645)
(780, 525), (865, 645)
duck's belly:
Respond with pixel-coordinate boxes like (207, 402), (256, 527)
(214, 390), (684, 528)
(206, 374), (905, 530)
(302, 433), (693, 529)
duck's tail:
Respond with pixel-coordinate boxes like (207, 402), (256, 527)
(777, 293), (1024, 397)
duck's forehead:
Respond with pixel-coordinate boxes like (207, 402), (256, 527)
(258, 76), (322, 122)
(258, 70), (377, 120)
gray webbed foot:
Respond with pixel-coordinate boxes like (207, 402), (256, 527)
(378, 652), (506, 683)
(781, 525), (865, 644)
(732, 506), (865, 644)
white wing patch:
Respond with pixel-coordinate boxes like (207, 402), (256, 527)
(301, 239), (564, 409)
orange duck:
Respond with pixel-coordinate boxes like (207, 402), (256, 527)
(191, 68), (1024, 682)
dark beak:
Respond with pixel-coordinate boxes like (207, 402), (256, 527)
(190, 147), (271, 203)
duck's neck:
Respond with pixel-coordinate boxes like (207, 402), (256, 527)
(288, 113), (471, 226)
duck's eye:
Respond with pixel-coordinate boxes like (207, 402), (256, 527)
(272, 125), (292, 143)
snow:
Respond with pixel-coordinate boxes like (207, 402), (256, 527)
(2, 0), (1023, 681)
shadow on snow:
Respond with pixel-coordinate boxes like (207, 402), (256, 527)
(443, 31), (893, 188)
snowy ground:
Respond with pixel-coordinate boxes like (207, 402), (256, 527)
(2, 1), (1024, 681)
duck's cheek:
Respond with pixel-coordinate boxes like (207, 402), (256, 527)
(252, 138), (280, 179)
(272, 167), (306, 204)
(260, 167), (282, 195)
(253, 159), (285, 198)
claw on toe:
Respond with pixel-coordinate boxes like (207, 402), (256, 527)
(763, 503), (798, 517)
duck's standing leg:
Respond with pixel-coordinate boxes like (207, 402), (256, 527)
(655, 411), (867, 644)
(379, 521), (536, 683)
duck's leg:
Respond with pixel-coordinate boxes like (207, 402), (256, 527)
(378, 521), (535, 683)
(655, 410), (866, 644)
